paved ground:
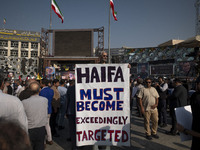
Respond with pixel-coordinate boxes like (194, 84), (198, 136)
(46, 102), (192, 150)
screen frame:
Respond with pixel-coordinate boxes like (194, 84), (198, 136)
(52, 29), (94, 57)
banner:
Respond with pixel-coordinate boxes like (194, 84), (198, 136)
(137, 63), (149, 79)
(45, 67), (55, 79)
(75, 64), (130, 146)
(150, 65), (174, 75)
(177, 61), (195, 77)
(60, 71), (75, 80)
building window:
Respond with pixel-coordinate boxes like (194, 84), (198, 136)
(11, 41), (18, 48)
(31, 42), (38, 49)
(21, 42), (28, 48)
(0, 40), (8, 47)
(21, 50), (28, 57)
(31, 51), (38, 57)
(0, 49), (8, 56)
(10, 50), (18, 56)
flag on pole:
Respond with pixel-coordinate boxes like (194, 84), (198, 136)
(110, 0), (117, 21)
(19, 75), (22, 81)
(3, 18), (6, 24)
(51, 0), (64, 23)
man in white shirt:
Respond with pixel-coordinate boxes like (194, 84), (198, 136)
(0, 72), (28, 132)
(22, 81), (48, 150)
(155, 77), (168, 127)
(138, 78), (159, 140)
(132, 78), (144, 117)
(57, 79), (67, 130)
(15, 79), (23, 97)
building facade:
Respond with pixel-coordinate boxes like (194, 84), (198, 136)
(0, 29), (40, 79)
(105, 37), (199, 80)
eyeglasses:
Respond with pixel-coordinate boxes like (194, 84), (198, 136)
(103, 55), (108, 57)
(146, 82), (151, 83)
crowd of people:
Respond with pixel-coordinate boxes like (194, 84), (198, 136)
(0, 51), (200, 150)
(130, 75), (200, 149)
(0, 71), (75, 150)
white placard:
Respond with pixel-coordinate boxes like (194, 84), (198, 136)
(175, 105), (192, 141)
(75, 64), (130, 146)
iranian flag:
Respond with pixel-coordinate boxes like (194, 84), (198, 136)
(110, 0), (117, 21)
(51, 0), (64, 23)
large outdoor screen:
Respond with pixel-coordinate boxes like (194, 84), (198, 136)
(53, 29), (93, 57)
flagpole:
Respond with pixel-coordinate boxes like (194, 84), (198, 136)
(50, 0), (52, 29)
(3, 18), (5, 29)
(49, 0), (52, 55)
(108, 1), (111, 64)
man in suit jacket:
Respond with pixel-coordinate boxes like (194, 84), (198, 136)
(39, 79), (54, 145)
(166, 78), (187, 135)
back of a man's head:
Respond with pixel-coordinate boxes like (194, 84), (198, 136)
(41, 79), (49, 86)
(0, 72), (5, 90)
(174, 78), (182, 84)
(28, 82), (40, 95)
(0, 118), (32, 150)
(16, 79), (21, 85)
(69, 79), (75, 86)
(25, 79), (36, 88)
(52, 79), (59, 85)
(5, 80), (11, 85)
(60, 79), (65, 85)
(137, 78), (143, 84)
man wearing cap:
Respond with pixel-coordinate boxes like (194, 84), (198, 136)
(166, 78), (187, 135)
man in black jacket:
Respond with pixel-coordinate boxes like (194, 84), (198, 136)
(66, 81), (77, 150)
(166, 78), (187, 135)
(155, 77), (168, 127)
(177, 77), (200, 149)
(5, 80), (13, 95)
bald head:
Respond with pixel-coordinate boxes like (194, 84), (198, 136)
(25, 79), (36, 88)
(28, 82), (40, 95)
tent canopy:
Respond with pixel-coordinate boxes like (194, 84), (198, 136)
(178, 35), (200, 47)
